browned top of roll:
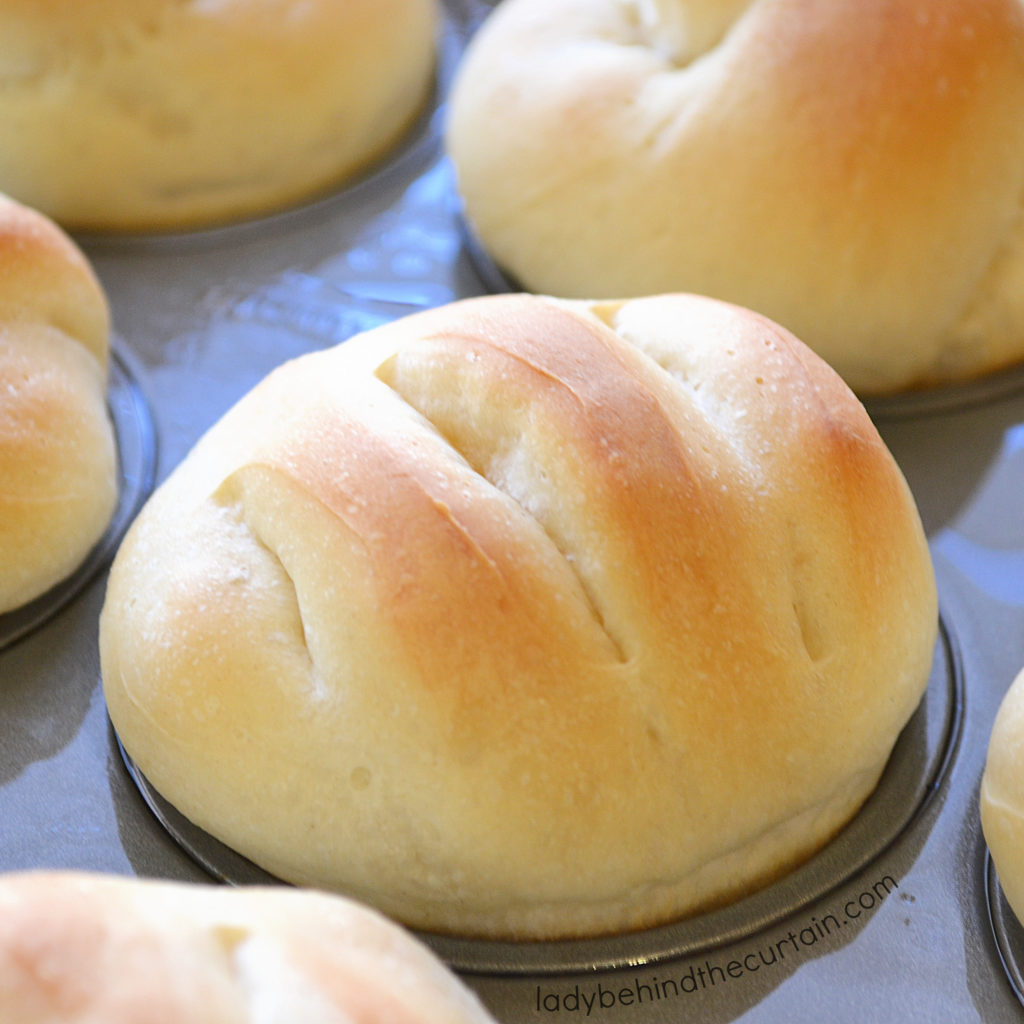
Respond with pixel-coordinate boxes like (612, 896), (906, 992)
(101, 292), (937, 939)
(447, 0), (1024, 393)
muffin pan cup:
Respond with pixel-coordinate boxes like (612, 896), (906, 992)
(3, 3), (1024, 1020)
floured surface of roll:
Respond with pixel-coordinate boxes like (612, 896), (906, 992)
(0, 871), (497, 1023)
(0, 0), (438, 231)
(982, 668), (1024, 922)
(0, 193), (117, 614)
(100, 293), (937, 939)
(446, 0), (1024, 394)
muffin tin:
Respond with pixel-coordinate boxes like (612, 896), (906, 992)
(3, 2), (1024, 1020)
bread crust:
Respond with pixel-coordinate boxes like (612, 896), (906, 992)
(0, 193), (116, 614)
(0, 871), (495, 1023)
(447, 0), (1024, 393)
(101, 293), (937, 939)
(982, 668), (1024, 923)
(0, 0), (438, 230)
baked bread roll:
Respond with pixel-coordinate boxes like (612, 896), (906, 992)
(0, 194), (117, 615)
(446, 0), (1024, 394)
(982, 667), (1024, 922)
(100, 292), (937, 939)
(0, 871), (496, 1023)
(0, 0), (438, 231)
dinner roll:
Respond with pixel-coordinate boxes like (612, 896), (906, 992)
(0, 193), (117, 615)
(982, 668), (1024, 922)
(446, 0), (1024, 394)
(0, 872), (496, 1023)
(0, 0), (438, 231)
(100, 293), (937, 940)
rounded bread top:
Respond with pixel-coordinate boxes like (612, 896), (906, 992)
(100, 292), (937, 939)
(0, 871), (496, 1024)
(446, 0), (1024, 393)
(982, 667), (1024, 923)
(0, 0), (438, 230)
(0, 192), (116, 613)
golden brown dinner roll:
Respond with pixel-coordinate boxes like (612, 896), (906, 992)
(100, 292), (937, 939)
(982, 668), (1024, 921)
(0, 871), (496, 1023)
(0, 193), (117, 615)
(447, 0), (1024, 394)
(0, 0), (438, 231)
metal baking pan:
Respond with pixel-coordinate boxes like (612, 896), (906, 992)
(3, 2), (1024, 1019)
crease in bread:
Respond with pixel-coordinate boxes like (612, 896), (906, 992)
(374, 328), (649, 664)
(101, 292), (936, 939)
